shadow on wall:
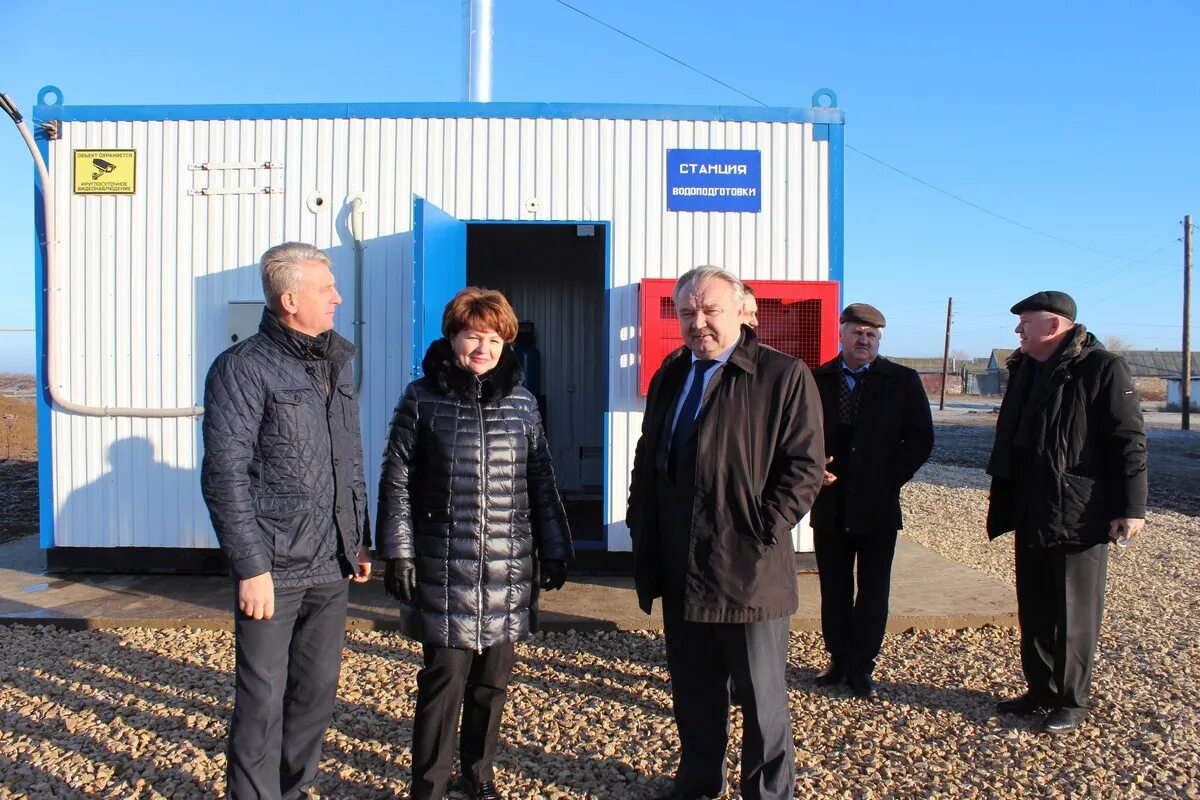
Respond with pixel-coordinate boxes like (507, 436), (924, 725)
(56, 437), (203, 550)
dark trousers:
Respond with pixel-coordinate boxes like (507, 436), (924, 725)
(410, 642), (516, 800)
(1014, 540), (1109, 709)
(813, 526), (898, 677)
(662, 601), (795, 800)
(227, 579), (349, 800)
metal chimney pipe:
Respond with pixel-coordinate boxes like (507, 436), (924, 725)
(464, 0), (494, 102)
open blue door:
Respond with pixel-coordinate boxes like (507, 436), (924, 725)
(412, 196), (467, 378)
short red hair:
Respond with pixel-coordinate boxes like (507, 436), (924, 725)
(442, 287), (519, 342)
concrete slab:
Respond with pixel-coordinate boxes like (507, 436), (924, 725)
(0, 534), (1015, 632)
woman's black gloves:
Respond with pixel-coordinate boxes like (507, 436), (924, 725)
(539, 559), (568, 591)
(384, 558), (417, 602)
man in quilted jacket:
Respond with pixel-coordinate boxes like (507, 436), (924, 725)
(201, 241), (372, 799)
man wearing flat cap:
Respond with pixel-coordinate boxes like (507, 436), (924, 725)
(810, 303), (933, 698)
(987, 290), (1147, 733)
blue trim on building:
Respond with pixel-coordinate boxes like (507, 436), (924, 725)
(811, 88), (839, 109)
(33, 126), (54, 549)
(466, 219), (607, 226)
(812, 124), (830, 142)
(412, 196), (427, 379)
(828, 124), (845, 306)
(34, 98), (845, 125)
(601, 221), (612, 549)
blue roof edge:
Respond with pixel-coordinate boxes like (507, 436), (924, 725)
(32, 98), (845, 125)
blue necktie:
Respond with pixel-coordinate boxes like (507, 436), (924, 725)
(668, 359), (718, 480)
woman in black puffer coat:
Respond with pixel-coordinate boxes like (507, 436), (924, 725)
(376, 287), (572, 800)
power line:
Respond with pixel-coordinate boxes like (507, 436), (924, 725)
(1073, 235), (1181, 293)
(844, 146), (1177, 267)
(552, 0), (1180, 269)
(1085, 271), (1178, 307)
(1087, 320), (1195, 329)
(551, 0), (767, 105)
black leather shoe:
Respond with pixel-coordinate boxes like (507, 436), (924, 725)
(461, 779), (501, 800)
(1043, 707), (1088, 733)
(996, 692), (1052, 715)
(846, 673), (878, 699)
(815, 662), (844, 686)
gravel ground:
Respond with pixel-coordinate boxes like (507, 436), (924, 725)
(2, 463), (1198, 798)
(930, 424), (1200, 517)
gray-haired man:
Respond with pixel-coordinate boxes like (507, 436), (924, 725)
(987, 290), (1147, 733)
(628, 266), (824, 800)
(202, 242), (372, 799)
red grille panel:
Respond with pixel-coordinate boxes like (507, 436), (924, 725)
(639, 278), (840, 395)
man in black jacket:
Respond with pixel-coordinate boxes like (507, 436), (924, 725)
(810, 303), (933, 698)
(987, 290), (1147, 734)
(202, 242), (372, 799)
(628, 267), (824, 800)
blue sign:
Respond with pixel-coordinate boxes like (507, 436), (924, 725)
(666, 149), (762, 212)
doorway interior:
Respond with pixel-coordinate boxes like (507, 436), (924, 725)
(465, 222), (607, 548)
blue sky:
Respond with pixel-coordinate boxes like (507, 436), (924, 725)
(1, 0), (1196, 372)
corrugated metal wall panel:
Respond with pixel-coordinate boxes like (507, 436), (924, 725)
(48, 112), (830, 552)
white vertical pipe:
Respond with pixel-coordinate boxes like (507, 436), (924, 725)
(464, 0), (494, 102)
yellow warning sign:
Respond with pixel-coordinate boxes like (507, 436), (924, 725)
(73, 149), (136, 194)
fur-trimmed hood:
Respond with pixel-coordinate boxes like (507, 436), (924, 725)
(421, 337), (525, 403)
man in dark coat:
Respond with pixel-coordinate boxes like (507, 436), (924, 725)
(202, 242), (372, 799)
(628, 267), (824, 800)
(987, 290), (1147, 733)
(810, 303), (933, 698)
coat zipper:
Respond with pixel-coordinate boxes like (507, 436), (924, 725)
(475, 377), (486, 653)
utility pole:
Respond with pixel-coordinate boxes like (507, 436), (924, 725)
(939, 297), (953, 411)
(1184, 215), (1192, 431)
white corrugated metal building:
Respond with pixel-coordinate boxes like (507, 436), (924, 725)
(30, 85), (845, 570)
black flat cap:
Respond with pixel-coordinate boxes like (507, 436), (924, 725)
(840, 303), (886, 328)
(1010, 290), (1076, 321)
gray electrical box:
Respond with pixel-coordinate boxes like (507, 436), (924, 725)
(228, 301), (265, 344)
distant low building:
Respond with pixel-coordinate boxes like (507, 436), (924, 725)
(1166, 377), (1200, 411)
(887, 356), (990, 395)
(975, 348), (1199, 401)
(978, 348), (1015, 396)
(1114, 351), (1200, 403)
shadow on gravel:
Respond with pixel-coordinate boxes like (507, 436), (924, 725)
(325, 633), (673, 797)
(515, 634), (674, 719)
(3, 627), (431, 798)
(788, 668), (1046, 731)
(344, 635), (422, 667)
(0, 761), (80, 799)
(4, 647), (222, 796)
(500, 742), (670, 800)
(869, 679), (1005, 719)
